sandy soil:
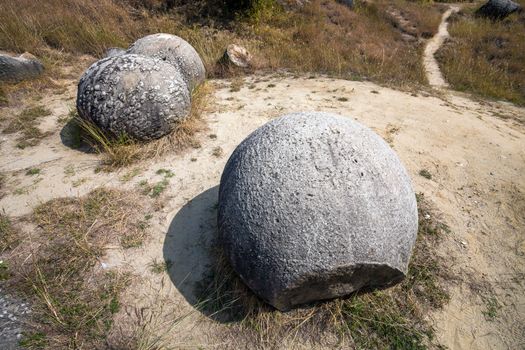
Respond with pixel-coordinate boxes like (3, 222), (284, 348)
(1, 66), (524, 348)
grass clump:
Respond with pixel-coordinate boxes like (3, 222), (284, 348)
(25, 168), (41, 176)
(437, 5), (525, 106)
(2, 106), (52, 148)
(2, 188), (152, 349)
(419, 169), (432, 179)
(0, 213), (19, 253)
(482, 296), (501, 321)
(196, 193), (452, 348)
(71, 82), (211, 170)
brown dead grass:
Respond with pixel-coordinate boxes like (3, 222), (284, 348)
(437, 3), (525, 106)
(197, 193), (453, 349)
(0, 0), (444, 89)
(1, 188), (152, 349)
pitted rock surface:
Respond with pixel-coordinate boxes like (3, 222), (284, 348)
(76, 54), (190, 141)
(127, 33), (205, 91)
(218, 112), (418, 311)
(0, 53), (44, 82)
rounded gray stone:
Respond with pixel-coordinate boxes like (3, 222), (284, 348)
(218, 112), (418, 311)
(0, 53), (44, 82)
(76, 54), (190, 141)
(127, 33), (205, 91)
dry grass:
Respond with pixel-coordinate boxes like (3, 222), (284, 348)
(70, 82), (212, 170)
(437, 3), (525, 106)
(0, 0), (444, 88)
(196, 193), (451, 349)
(1, 188), (152, 349)
(2, 105), (52, 148)
(0, 213), (19, 254)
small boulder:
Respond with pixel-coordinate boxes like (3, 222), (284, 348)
(476, 0), (521, 20)
(76, 54), (190, 141)
(105, 47), (126, 58)
(127, 33), (205, 91)
(218, 112), (418, 311)
(0, 53), (44, 82)
(219, 44), (253, 69)
(337, 0), (354, 8)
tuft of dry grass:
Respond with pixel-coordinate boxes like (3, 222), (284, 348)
(2, 105), (52, 149)
(72, 82), (212, 170)
(2, 188), (152, 349)
(437, 4), (525, 106)
(0, 213), (19, 254)
(196, 193), (452, 349)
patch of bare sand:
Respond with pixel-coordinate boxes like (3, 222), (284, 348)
(0, 72), (524, 349)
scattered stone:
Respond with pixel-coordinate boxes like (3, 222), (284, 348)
(337, 0), (354, 8)
(127, 33), (205, 91)
(0, 288), (31, 350)
(105, 47), (126, 58)
(218, 112), (418, 311)
(76, 54), (191, 141)
(476, 0), (522, 20)
(219, 44), (253, 69)
(0, 53), (44, 82)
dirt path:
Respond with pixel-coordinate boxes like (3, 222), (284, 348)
(1, 69), (525, 349)
(424, 5), (460, 87)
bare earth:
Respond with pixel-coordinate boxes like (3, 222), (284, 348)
(1, 65), (524, 348)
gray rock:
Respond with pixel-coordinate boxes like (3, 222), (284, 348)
(127, 33), (205, 91)
(337, 0), (354, 8)
(218, 112), (418, 311)
(76, 54), (190, 141)
(476, 0), (521, 20)
(105, 47), (126, 58)
(0, 53), (44, 82)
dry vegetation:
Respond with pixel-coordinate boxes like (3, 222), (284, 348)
(0, 188), (153, 349)
(68, 81), (212, 169)
(437, 2), (525, 106)
(2, 106), (52, 149)
(195, 194), (453, 349)
(0, 0), (444, 89)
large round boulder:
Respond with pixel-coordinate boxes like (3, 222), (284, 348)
(218, 112), (418, 311)
(0, 53), (44, 82)
(127, 33), (205, 91)
(76, 54), (190, 141)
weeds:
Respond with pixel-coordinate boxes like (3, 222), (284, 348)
(195, 193), (452, 348)
(2, 106), (52, 148)
(419, 169), (432, 179)
(25, 168), (41, 176)
(149, 259), (173, 274)
(482, 296), (501, 321)
(2, 188), (151, 349)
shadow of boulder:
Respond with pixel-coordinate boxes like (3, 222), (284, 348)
(59, 118), (94, 153)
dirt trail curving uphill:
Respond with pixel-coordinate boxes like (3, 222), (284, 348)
(424, 5), (460, 87)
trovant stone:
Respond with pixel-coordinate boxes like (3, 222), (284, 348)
(76, 54), (190, 141)
(218, 112), (418, 311)
(127, 33), (205, 91)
